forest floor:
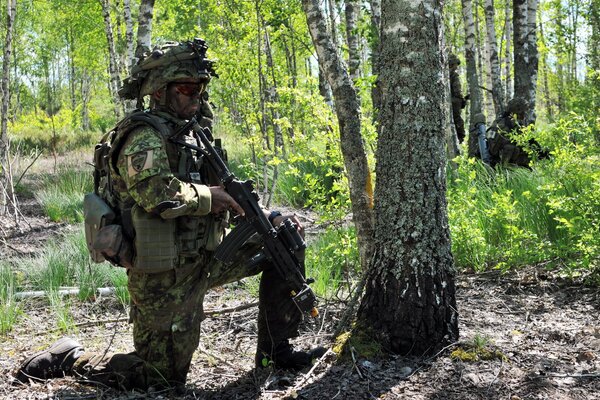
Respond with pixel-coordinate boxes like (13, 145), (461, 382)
(1, 195), (599, 400)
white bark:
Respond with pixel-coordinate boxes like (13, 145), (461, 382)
(100, 0), (124, 118)
(503, 0), (513, 102)
(462, 0), (483, 146)
(302, 0), (374, 269)
(124, 0), (135, 72)
(345, 0), (360, 80)
(484, 0), (506, 115)
(135, 0), (155, 61)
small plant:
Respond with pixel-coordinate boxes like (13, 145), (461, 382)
(48, 290), (76, 333)
(0, 264), (22, 335)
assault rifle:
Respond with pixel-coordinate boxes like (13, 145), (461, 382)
(170, 118), (318, 318)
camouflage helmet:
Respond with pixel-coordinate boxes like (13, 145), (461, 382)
(118, 38), (217, 101)
(506, 97), (527, 114)
(448, 53), (460, 67)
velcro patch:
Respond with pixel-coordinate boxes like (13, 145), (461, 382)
(128, 150), (154, 177)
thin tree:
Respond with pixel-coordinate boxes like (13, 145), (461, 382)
(100, 0), (124, 118)
(484, 0), (506, 115)
(134, 0), (155, 65)
(355, 0), (459, 355)
(345, 0), (360, 80)
(1, 0), (17, 218)
(302, 0), (374, 270)
(369, 0), (382, 117)
(513, 0), (538, 124)
(462, 0), (484, 157)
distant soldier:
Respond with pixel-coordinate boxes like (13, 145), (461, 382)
(449, 54), (467, 143)
(488, 97), (548, 167)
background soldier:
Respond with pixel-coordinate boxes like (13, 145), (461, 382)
(488, 97), (548, 167)
(449, 54), (467, 143)
(16, 39), (324, 391)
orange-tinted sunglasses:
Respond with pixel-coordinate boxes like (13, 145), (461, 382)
(172, 81), (207, 97)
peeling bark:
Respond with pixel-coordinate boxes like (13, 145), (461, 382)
(484, 0), (506, 115)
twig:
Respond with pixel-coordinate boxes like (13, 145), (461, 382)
(14, 149), (42, 188)
(531, 373), (600, 379)
(288, 348), (334, 394)
(204, 301), (259, 316)
(350, 346), (364, 379)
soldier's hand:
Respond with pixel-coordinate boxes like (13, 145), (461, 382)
(209, 186), (244, 216)
(272, 213), (304, 237)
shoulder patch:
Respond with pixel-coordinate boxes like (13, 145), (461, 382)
(128, 150), (154, 177)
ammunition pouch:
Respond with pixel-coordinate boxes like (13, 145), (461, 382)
(131, 204), (178, 273)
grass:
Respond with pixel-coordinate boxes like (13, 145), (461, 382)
(0, 264), (22, 335)
(36, 166), (93, 223)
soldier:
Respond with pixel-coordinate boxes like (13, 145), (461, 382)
(449, 54), (467, 143)
(488, 97), (548, 167)
(16, 39), (325, 391)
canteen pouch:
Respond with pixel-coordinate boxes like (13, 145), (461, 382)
(84, 192), (116, 263)
(93, 224), (133, 269)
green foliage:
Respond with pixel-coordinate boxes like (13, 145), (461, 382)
(0, 264), (22, 335)
(35, 166), (92, 223)
(449, 113), (599, 280)
(306, 226), (360, 298)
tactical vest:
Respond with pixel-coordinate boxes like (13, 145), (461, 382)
(86, 110), (223, 273)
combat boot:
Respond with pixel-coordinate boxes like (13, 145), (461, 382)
(15, 337), (84, 383)
(256, 340), (326, 370)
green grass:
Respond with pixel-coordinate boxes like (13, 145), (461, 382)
(306, 226), (360, 298)
(35, 166), (93, 223)
(0, 264), (22, 335)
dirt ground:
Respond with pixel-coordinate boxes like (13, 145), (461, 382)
(0, 199), (599, 400)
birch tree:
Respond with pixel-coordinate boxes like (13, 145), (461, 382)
(484, 0), (506, 115)
(1, 0), (17, 217)
(100, 0), (123, 118)
(513, 0), (539, 123)
(369, 0), (382, 116)
(134, 0), (155, 63)
(345, 0), (360, 80)
(356, 0), (459, 355)
(302, 0), (374, 269)
(503, 0), (513, 102)
(462, 0), (484, 157)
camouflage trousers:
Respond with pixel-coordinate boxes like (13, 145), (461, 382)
(72, 235), (303, 390)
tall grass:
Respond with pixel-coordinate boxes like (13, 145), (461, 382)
(448, 114), (599, 279)
(36, 166), (93, 223)
(0, 264), (22, 335)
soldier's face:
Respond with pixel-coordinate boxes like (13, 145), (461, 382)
(166, 80), (207, 120)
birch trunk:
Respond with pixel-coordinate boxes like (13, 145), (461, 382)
(369, 0), (382, 116)
(512, 0), (528, 104)
(134, 0), (155, 62)
(302, 0), (374, 270)
(484, 0), (506, 115)
(356, 0), (459, 355)
(462, 0), (484, 157)
(1, 0), (17, 217)
(124, 0), (134, 71)
(100, 0), (123, 119)
(524, 0), (539, 123)
(345, 0), (360, 80)
(503, 0), (513, 102)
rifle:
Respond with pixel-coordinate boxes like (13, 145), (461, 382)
(170, 118), (319, 318)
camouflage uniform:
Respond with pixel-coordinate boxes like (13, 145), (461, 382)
(70, 42), (304, 390)
(488, 98), (533, 167)
(449, 54), (466, 143)
(71, 111), (304, 390)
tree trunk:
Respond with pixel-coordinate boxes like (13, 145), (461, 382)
(124, 0), (134, 72)
(503, 0), (513, 103)
(134, 0), (155, 62)
(484, 0), (506, 115)
(1, 0), (17, 217)
(589, 0), (600, 84)
(302, 0), (374, 270)
(345, 0), (360, 80)
(100, 0), (123, 119)
(356, 0), (459, 356)
(462, 0), (484, 157)
(513, 0), (538, 123)
(369, 0), (382, 118)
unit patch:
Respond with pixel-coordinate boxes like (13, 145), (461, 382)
(128, 150), (154, 177)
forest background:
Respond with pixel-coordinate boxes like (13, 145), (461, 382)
(0, 0), (598, 397)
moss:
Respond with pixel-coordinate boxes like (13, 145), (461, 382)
(450, 345), (508, 362)
(333, 327), (383, 360)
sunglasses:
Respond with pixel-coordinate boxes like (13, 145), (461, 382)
(172, 82), (207, 97)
